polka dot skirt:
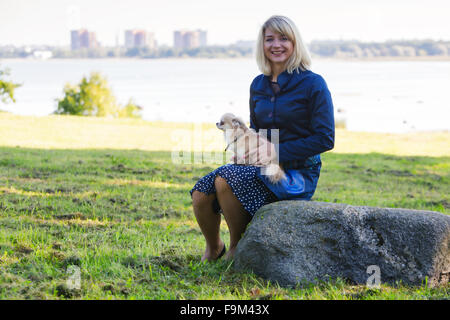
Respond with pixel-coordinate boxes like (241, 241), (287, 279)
(190, 164), (278, 217)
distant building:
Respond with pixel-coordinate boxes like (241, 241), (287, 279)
(174, 30), (207, 49)
(173, 31), (184, 49)
(71, 29), (99, 50)
(124, 29), (156, 49)
(198, 30), (207, 47)
(124, 30), (135, 48)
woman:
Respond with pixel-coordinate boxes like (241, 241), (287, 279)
(190, 15), (335, 261)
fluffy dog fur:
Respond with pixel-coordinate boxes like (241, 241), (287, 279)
(216, 113), (285, 184)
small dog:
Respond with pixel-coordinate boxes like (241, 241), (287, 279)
(216, 113), (285, 184)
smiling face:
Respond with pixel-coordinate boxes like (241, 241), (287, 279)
(263, 28), (294, 70)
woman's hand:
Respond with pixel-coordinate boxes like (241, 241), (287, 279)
(244, 138), (277, 166)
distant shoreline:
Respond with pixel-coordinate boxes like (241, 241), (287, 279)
(2, 56), (450, 62)
(311, 56), (450, 62)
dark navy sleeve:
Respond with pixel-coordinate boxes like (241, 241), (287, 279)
(249, 83), (259, 131)
(278, 76), (335, 163)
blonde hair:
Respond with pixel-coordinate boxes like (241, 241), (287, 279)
(256, 15), (311, 75)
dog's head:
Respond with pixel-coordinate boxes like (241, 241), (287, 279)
(216, 113), (247, 132)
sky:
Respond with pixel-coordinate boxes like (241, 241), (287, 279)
(1, 0), (450, 47)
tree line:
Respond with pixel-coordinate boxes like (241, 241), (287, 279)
(0, 45), (254, 59)
(1, 40), (449, 59)
(309, 40), (450, 58)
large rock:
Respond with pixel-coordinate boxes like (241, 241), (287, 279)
(234, 201), (450, 288)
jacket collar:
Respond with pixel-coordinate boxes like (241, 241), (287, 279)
(264, 70), (294, 92)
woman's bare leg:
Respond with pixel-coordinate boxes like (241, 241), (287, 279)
(214, 176), (252, 260)
(191, 190), (225, 261)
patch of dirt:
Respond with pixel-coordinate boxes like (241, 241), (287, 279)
(109, 197), (129, 206)
(72, 198), (94, 206)
(15, 244), (33, 254)
(150, 256), (183, 272)
(52, 242), (63, 250)
(386, 170), (414, 177)
(54, 212), (85, 220)
(346, 288), (381, 300)
(122, 251), (185, 273)
(100, 282), (131, 296)
(50, 250), (66, 261)
(55, 283), (80, 299)
(19, 204), (54, 214)
(45, 187), (69, 194)
(62, 255), (82, 268)
(109, 164), (155, 175)
(154, 208), (183, 219)
(110, 164), (127, 172)
(121, 255), (151, 269)
(100, 283), (116, 294)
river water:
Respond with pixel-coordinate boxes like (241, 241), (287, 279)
(2, 58), (449, 133)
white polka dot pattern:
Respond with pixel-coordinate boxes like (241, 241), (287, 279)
(190, 164), (278, 217)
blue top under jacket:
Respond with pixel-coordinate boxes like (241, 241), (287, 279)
(249, 68), (335, 199)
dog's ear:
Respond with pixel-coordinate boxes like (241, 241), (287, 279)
(231, 117), (247, 130)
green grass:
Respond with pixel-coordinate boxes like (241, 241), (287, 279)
(0, 147), (448, 300)
(0, 114), (449, 299)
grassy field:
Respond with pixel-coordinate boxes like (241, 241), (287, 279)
(0, 113), (449, 300)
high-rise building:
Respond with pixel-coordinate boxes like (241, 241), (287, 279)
(124, 30), (156, 49)
(173, 31), (184, 49)
(125, 30), (135, 49)
(198, 30), (207, 47)
(71, 30), (80, 50)
(71, 29), (99, 50)
(173, 30), (207, 49)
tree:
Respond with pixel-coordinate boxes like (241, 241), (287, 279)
(0, 65), (21, 104)
(118, 98), (143, 119)
(55, 72), (142, 118)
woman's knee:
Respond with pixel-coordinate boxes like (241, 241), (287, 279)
(214, 176), (231, 194)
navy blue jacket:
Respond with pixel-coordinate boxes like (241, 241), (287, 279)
(249, 69), (335, 165)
